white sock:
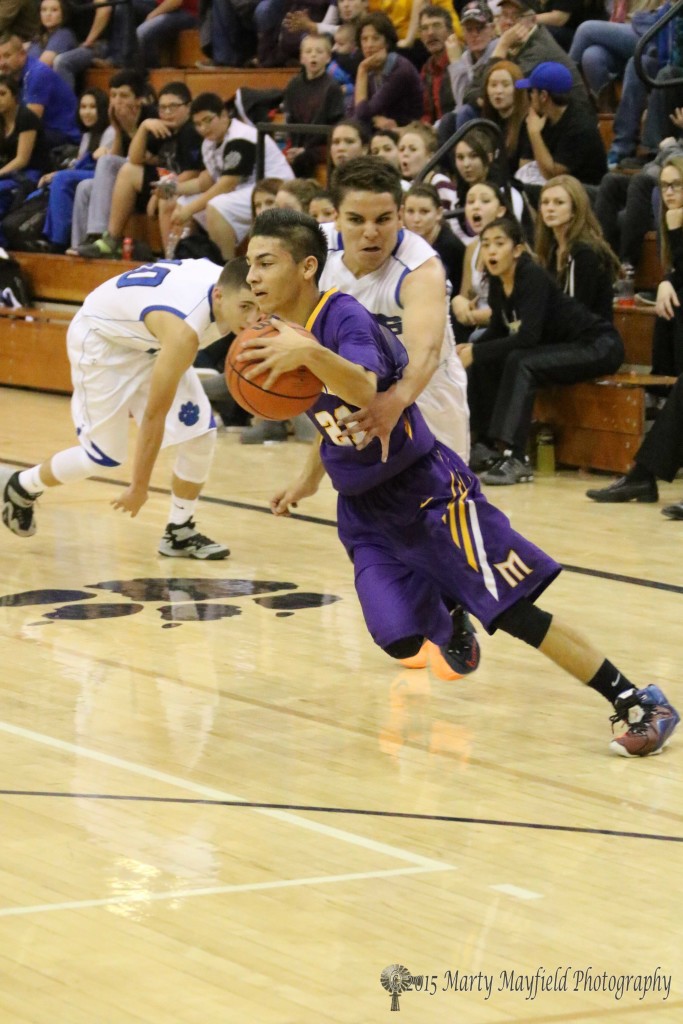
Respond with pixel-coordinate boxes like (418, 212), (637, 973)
(18, 466), (45, 495)
(168, 494), (197, 526)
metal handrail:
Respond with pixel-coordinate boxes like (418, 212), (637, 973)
(415, 117), (503, 183)
(256, 122), (333, 183)
(634, 0), (683, 88)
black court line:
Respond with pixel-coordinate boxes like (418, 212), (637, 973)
(0, 789), (681, 845)
(2, 457), (683, 594)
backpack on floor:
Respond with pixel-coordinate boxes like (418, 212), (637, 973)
(0, 251), (32, 308)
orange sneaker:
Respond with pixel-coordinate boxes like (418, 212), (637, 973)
(399, 640), (430, 669)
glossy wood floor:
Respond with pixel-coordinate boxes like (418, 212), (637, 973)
(0, 387), (681, 1024)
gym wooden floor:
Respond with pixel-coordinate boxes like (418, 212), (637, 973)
(0, 386), (681, 1024)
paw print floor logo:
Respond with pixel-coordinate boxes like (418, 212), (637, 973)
(0, 578), (341, 628)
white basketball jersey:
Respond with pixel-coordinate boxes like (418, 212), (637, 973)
(319, 225), (470, 459)
(77, 258), (222, 352)
(320, 227), (453, 364)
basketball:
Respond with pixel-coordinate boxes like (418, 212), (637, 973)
(225, 320), (323, 420)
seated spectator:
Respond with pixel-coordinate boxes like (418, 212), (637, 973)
(0, 73), (51, 238)
(0, 0), (38, 40)
(393, 0), (462, 56)
(458, 216), (623, 485)
(535, 0), (605, 52)
(515, 61), (606, 187)
(451, 178), (508, 342)
(650, 156), (683, 377)
(258, 0), (330, 67)
(79, 81), (203, 258)
(369, 126), (401, 168)
(196, 0), (257, 69)
(585, 161), (683, 508)
(568, 0), (660, 112)
(275, 177), (321, 210)
(283, 33), (345, 178)
(252, 176), (284, 215)
(54, 0), (133, 88)
(353, 11), (424, 129)
(438, 0), (496, 138)
(70, 70), (152, 254)
(536, 174), (620, 321)
(330, 117), (370, 166)
(403, 181), (465, 295)
(481, 59), (529, 175)
(38, 86), (113, 252)
(398, 120), (457, 211)
(594, 157), (664, 274)
(329, 22), (360, 113)
(111, 0), (199, 69)
(166, 92), (293, 261)
(447, 125), (528, 242)
(481, 0), (591, 110)
(418, 4), (457, 123)
(308, 186), (337, 220)
(28, 0), (77, 68)
(0, 30), (78, 148)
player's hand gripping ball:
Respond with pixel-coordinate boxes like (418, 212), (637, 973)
(225, 320), (322, 420)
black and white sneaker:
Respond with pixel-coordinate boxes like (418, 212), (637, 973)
(480, 454), (534, 486)
(158, 518), (230, 560)
(0, 467), (41, 537)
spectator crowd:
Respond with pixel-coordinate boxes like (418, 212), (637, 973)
(2, 0), (683, 506)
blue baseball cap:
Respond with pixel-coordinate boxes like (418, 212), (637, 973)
(515, 61), (573, 93)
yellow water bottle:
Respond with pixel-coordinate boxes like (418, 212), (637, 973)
(536, 427), (556, 475)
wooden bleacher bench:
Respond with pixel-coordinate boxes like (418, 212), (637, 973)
(0, 306), (72, 393)
(535, 373), (676, 473)
(84, 65), (298, 101)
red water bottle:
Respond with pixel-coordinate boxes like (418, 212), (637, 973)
(122, 236), (134, 260)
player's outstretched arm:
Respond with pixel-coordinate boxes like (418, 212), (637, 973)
(271, 439), (326, 516)
(112, 311), (199, 517)
(339, 256), (446, 461)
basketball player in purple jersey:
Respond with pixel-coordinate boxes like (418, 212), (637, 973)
(238, 207), (678, 758)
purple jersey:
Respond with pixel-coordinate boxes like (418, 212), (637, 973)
(304, 289), (435, 496)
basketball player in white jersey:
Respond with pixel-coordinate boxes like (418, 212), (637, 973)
(320, 156), (470, 462)
(0, 258), (245, 559)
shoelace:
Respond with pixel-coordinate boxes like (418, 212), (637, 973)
(609, 701), (652, 734)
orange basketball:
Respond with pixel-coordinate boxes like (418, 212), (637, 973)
(225, 320), (323, 421)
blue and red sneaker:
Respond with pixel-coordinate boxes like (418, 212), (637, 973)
(610, 685), (679, 757)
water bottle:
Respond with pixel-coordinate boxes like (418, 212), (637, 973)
(617, 264), (635, 307)
(536, 427), (556, 475)
(166, 225), (189, 260)
(122, 236), (134, 260)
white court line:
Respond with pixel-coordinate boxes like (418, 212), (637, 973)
(0, 720), (455, 872)
(0, 865), (452, 918)
(489, 884), (543, 901)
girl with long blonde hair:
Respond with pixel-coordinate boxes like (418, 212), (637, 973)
(536, 174), (620, 322)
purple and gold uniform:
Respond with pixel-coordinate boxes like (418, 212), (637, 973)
(304, 289), (561, 650)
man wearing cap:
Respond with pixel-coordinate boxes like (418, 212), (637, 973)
(516, 60), (607, 184)
(445, 1), (497, 111)
(485, 0), (590, 110)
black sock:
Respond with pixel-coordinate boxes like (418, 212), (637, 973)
(626, 462), (655, 483)
(587, 659), (635, 705)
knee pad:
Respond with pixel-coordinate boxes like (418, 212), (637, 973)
(495, 599), (552, 649)
(52, 445), (117, 484)
(383, 635), (424, 660)
(173, 429), (216, 484)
